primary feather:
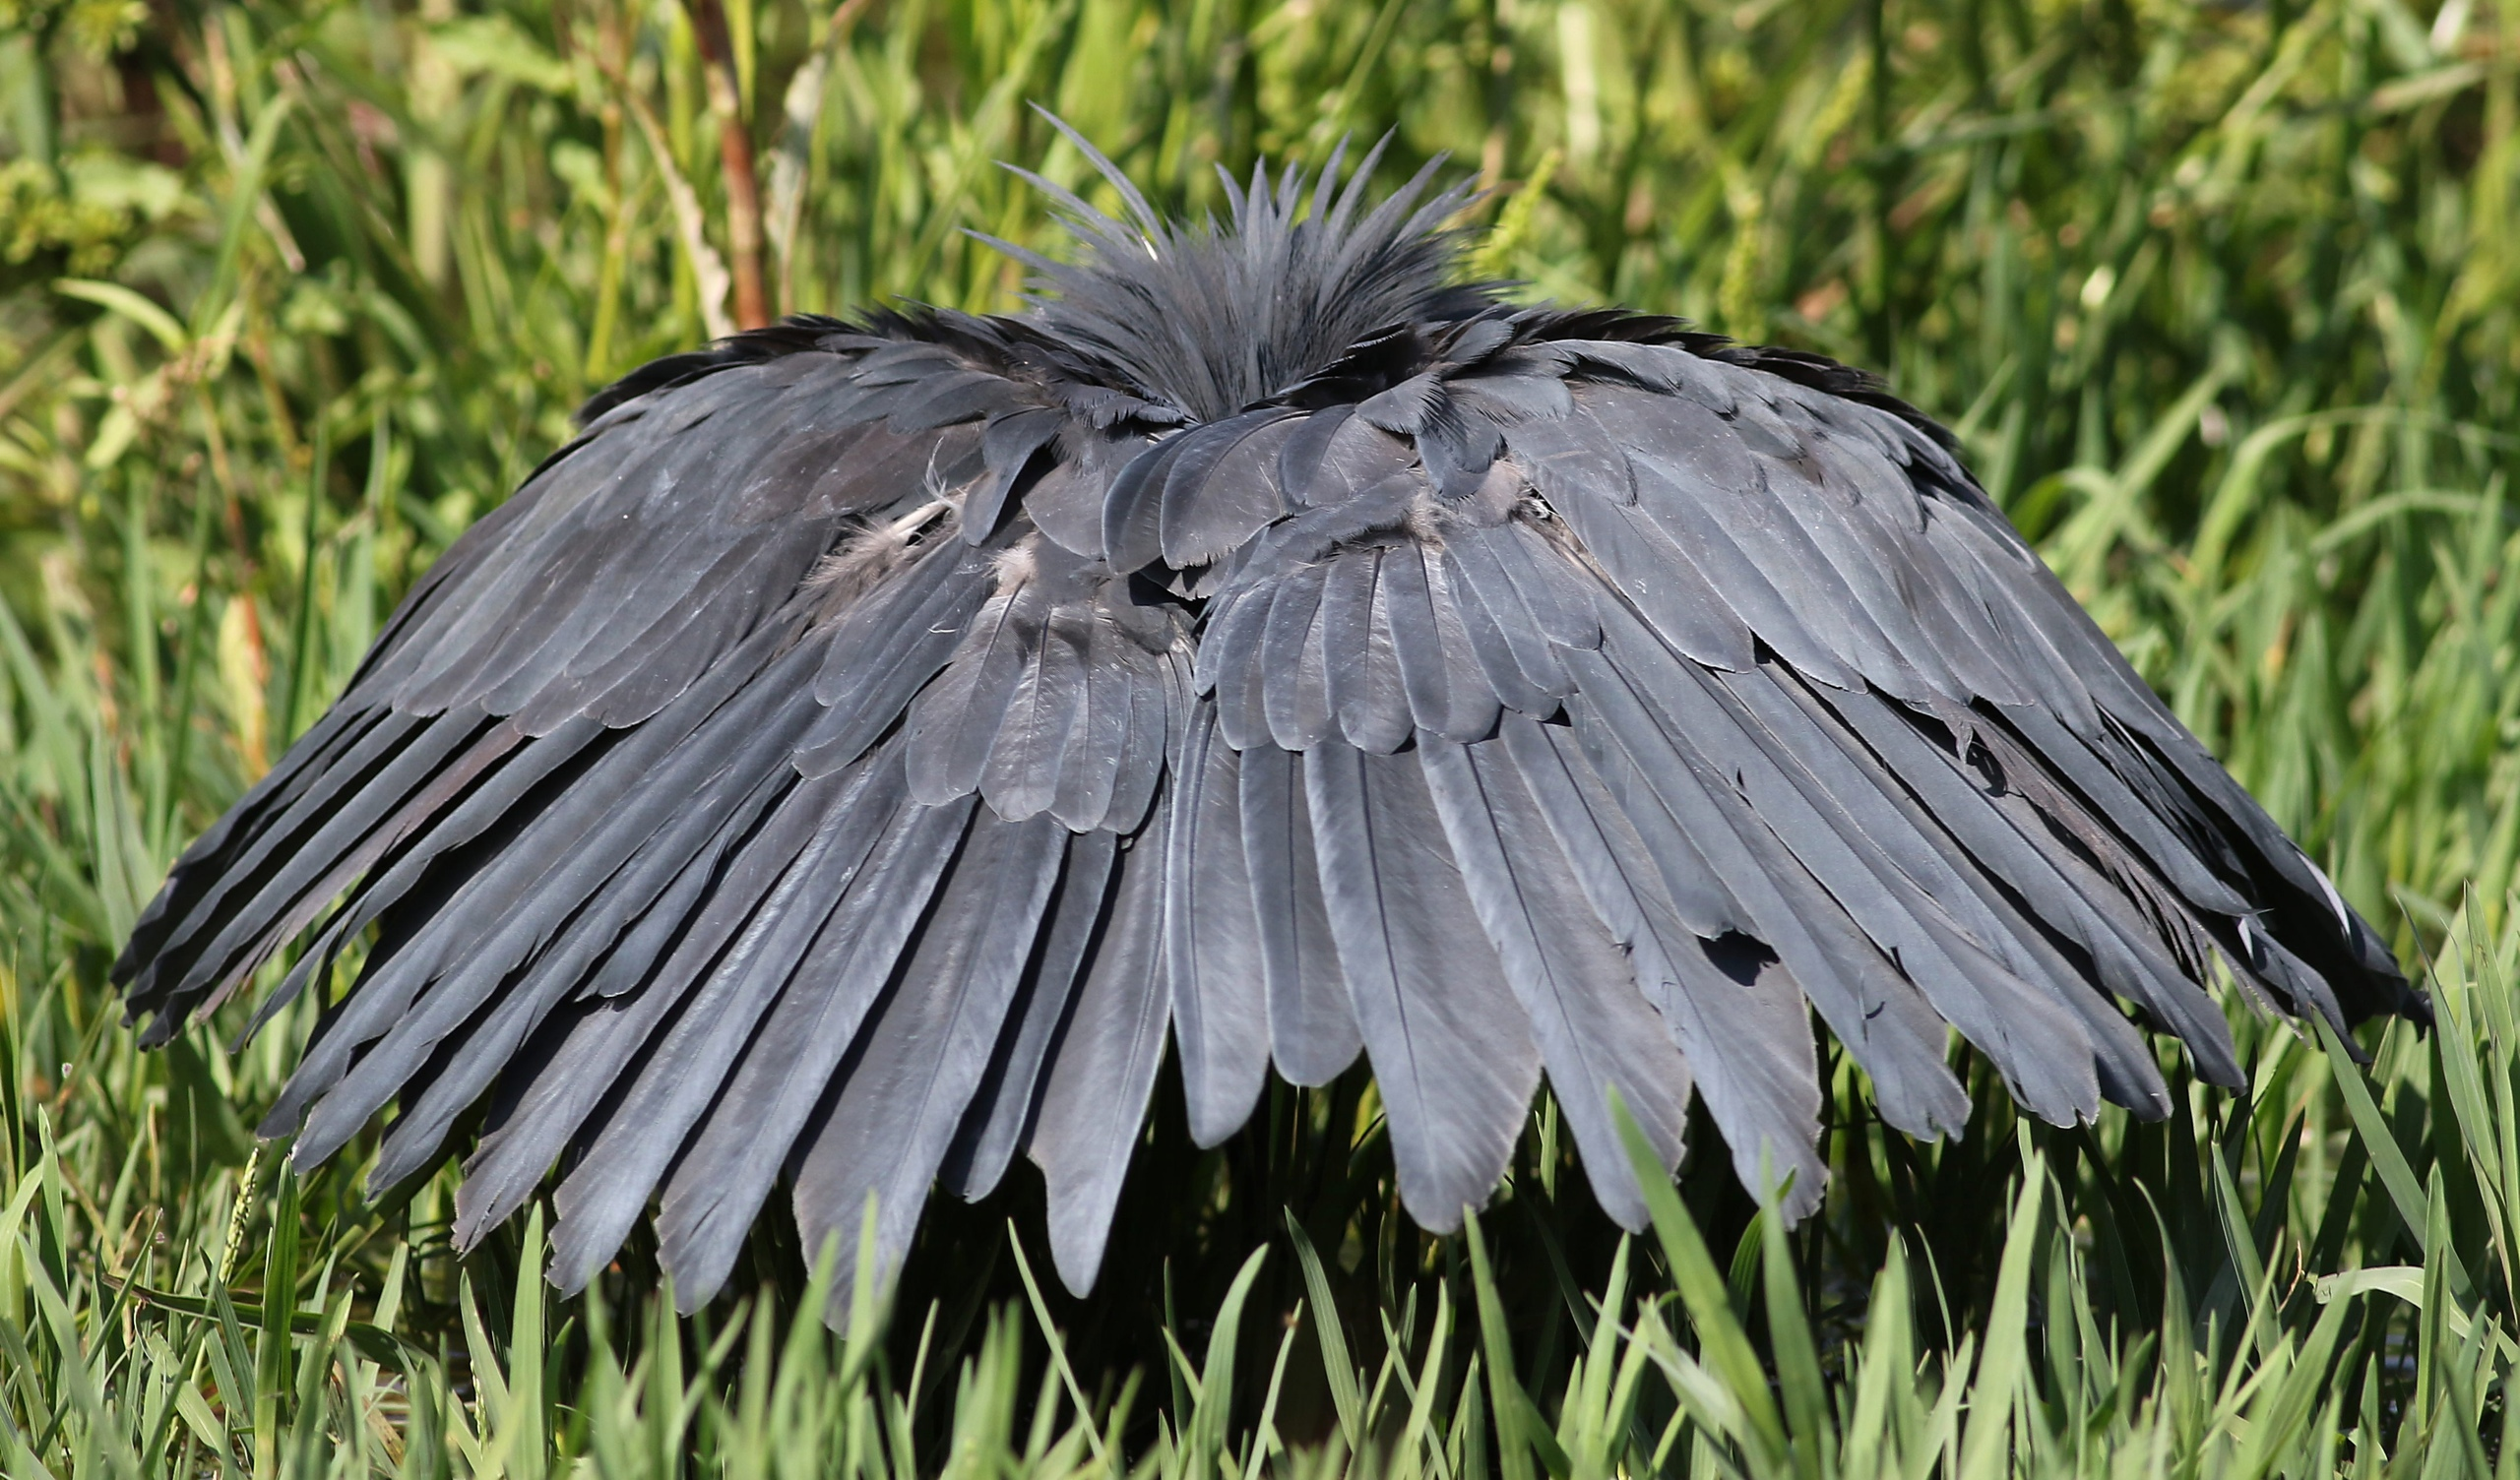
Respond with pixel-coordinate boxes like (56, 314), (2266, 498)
(118, 125), (2425, 1302)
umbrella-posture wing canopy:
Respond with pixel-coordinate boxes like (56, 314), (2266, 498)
(117, 140), (2421, 1301)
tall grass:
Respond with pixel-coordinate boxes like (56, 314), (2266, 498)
(1, 0), (2516, 1471)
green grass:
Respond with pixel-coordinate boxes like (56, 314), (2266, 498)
(2, 0), (2519, 1472)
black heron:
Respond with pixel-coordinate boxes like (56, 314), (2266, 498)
(114, 134), (2425, 1304)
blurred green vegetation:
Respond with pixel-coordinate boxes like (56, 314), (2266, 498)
(1, 0), (2518, 1472)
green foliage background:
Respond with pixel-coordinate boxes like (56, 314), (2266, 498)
(2, 0), (2519, 1471)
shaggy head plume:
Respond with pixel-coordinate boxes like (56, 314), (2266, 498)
(985, 115), (1498, 422)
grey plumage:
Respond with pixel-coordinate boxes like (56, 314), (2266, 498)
(114, 130), (2423, 1308)
(1166, 711), (1273, 1144)
(1027, 816), (1174, 1290)
(1418, 730), (1692, 1228)
(939, 829), (1118, 1199)
(780, 806), (1065, 1294)
(1237, 742), (1360, 1086)
(1305, 739), (1541, 1226)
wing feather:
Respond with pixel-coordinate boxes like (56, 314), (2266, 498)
(648, 785), (982, 1301)
(451, 760), (851, 1248)
(546, 747), (915, 1293)
(1304, 739), (1539, 1229)
(126, 710), (428, 986)
(967, 407), (1063, 539)
(1259, 562), (1337, 749)
(1717, 659), (2169, 1115)
(778, 808), (1066, 1287)
(795, 536), (997, 776)
(1786, 673), (2239, 1087)
(1418, 732), (1693, 1228)
(1201, 584), (1278, 751)
(131, 712), (506, 1032)
(1159, 411), (1302, 568)
(1166, 711), (1272, 1144)
(1323, 552), (1412, 753)
(1540, 488), (1752, 672)
(1496, 714), (1825, 1212)
(982, 605), (1092, 820)
(940, 830), (1120, 1200)
(369, 730), (835, 1189)
(1048, 616), (1133, 829)
(1383, 545), (1502, 742)
(1236, 742), (1359, 1085)
(1027, 812), (1174, 1292)
(907, 587), (1030, 805)
(1597, 610), (2105, 1125)
(1565, 650), (1973, 1138)
(1440, 529), (1577, 703)
(1583, 397), (1858, 690)
(283, 636), (830, 1169)
(232, 717), (608, 1076)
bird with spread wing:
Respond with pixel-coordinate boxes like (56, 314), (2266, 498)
(115, 132), (2424, 1304)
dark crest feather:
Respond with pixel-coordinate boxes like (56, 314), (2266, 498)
(982, 112), (1497, 422)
